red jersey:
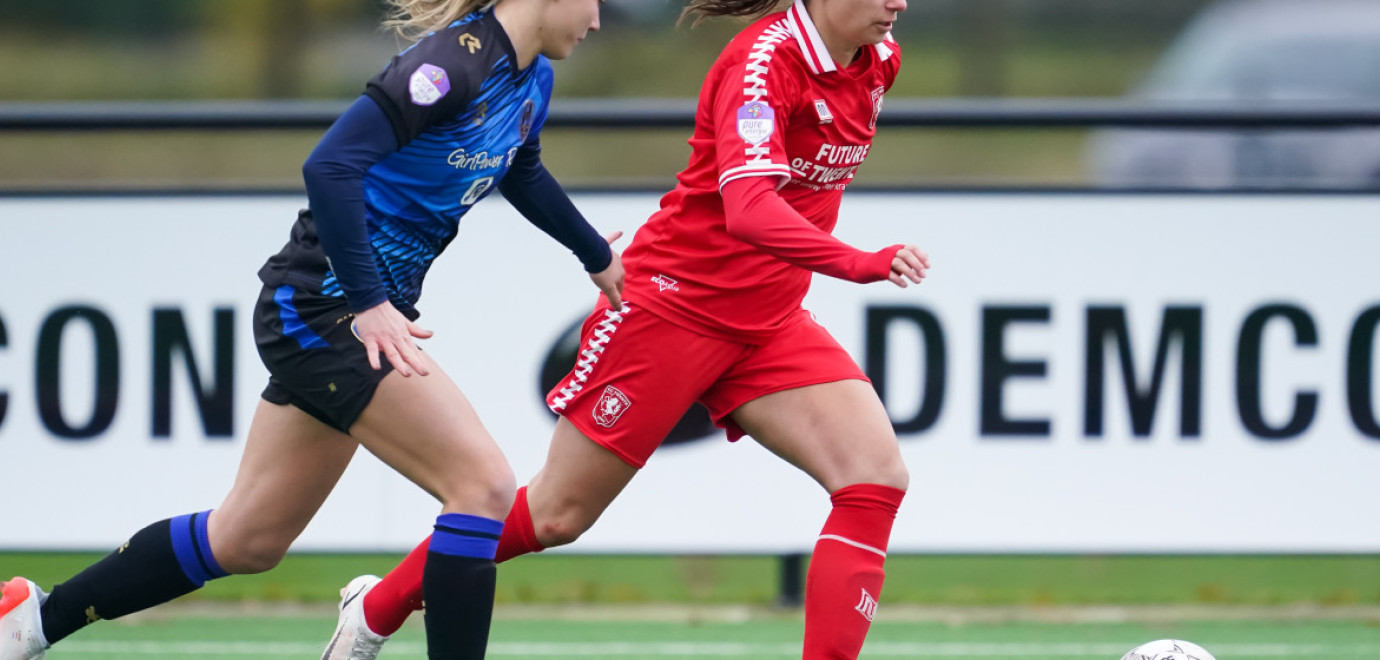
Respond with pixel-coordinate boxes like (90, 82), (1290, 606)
(621, 0), (902, 343)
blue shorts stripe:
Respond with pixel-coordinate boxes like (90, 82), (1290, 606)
(430, 513), (503, 560)
(274, 285), (328, 349)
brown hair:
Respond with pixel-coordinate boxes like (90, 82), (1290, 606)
(680, 0), (788, 22)
(382, 0), (498, 41)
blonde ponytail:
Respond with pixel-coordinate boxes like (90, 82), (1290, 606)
(382, 0), (499, 41)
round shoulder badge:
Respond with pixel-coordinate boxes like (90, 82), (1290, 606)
(736, 101), (776, 145)
(409, 63), (451, 106)
(519, 99), (536, 142)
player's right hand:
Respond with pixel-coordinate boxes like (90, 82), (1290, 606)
(888, 244), (930, 288)
(350, 301), (434, 377)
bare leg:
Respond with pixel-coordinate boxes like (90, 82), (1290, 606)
(35, 399), (357, 646)
(732, 379), (908, 493)
(351, 352), (515, 519)
(348, 352), (515, 659)
(732, 379), (909, 660)
(350, 415), (640, 643)
(525, 417), (640, 547)
(210, 400), (359, 573)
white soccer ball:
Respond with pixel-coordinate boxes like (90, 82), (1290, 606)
(1120, 639), (1216, 660)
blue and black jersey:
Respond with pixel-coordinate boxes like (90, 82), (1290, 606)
(259, 10), (607, 318)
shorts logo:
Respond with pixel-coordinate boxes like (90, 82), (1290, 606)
(409, 63), (450, 106)
(855, 588), (878, 621)
(736, 101), (776, 145)
(650, 274), (680, 292)
(593, 385), (631, 428)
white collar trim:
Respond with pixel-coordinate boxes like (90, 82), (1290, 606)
(786, 0), (895, 75)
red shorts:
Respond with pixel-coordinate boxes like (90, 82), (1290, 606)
(545, 300), (869, 468)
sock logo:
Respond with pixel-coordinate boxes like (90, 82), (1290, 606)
(855, 588), (878, 621)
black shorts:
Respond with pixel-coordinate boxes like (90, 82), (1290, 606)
(253, 284), (393, 433)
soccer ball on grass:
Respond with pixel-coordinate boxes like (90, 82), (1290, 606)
(1120, 639), (1216, 660)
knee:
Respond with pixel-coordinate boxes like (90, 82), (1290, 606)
(438, 463), (516, 521)
(532, 514), (589, 548)
(870, 451), (909, 491)
(834, 443), (909, 493)
(529, 493), (598, 548)
(212, 536), (290, 575)
(877, 461), (910, 492)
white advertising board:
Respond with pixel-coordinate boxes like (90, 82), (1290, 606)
(1, 193), (1377, 553)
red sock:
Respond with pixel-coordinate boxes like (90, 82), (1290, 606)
(495, 486), (545, 563)
(361, 486), (547, 636)
(362, 536), (429, 636)
(801, 483), (905, 660)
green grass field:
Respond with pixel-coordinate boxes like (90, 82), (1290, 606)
(8, 553), (1380, 606)
(33, 607), (1380, 659)
(8, 553), (1380, 659)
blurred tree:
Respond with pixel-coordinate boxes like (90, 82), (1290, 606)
(957, 0), (1011, 96)
(198, 0), (310, 97)
(1, 0), (199, 34)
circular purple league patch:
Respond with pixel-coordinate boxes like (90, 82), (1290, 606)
(409, 63), (451, 106)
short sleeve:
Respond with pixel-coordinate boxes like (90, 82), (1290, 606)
(710, 51), (802, 191)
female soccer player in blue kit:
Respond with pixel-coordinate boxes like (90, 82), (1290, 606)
(0, 0), (620, 658)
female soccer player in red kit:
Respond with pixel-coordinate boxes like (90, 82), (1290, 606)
(322, 0), (927, 657)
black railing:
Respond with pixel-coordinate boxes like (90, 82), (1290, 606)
(3, 98), (1380, 131)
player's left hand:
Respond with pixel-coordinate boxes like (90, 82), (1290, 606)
(888, 244), (930, 288)
(590, 230), (626, 311)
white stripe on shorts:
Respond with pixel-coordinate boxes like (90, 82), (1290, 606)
(548, 305), (629, 412)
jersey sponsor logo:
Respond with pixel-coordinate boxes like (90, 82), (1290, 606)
(460, 176), (494, 206)
(813, 99), (833, 124)
(409, 63), (451, 106)
(519, 99), (536, 143)
(593, 385), (631, 428)
(650, 274), (680, 292)
(737, 101), (776, 146)
(447, 148), (506, 170)
(788, 143), (870, 187)
(458, 33), (482, 53)
(869, 85), (886, 130)
(855, 588), (878, 621)
(815, 143), (870, 166)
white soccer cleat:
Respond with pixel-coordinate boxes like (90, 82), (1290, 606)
(320, 575), (390, 660)
(0, 577), (49, 660)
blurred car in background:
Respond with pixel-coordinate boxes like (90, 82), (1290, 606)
(1086, 0), (1380, 190)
